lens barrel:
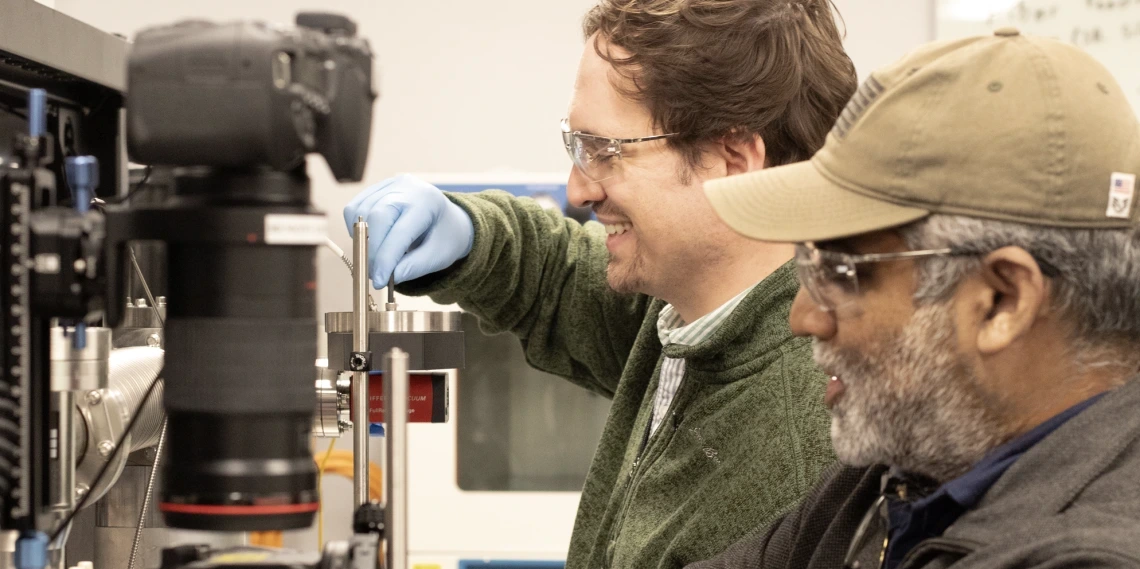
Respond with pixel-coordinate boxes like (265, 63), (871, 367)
(158, 169), (319, 531)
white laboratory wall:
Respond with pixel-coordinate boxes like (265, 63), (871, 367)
(833, 0), (936, 81)
(47, 0), (934, 558)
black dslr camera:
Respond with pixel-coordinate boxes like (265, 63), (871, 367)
(127, 12), (374, 181)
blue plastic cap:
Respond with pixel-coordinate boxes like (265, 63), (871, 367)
(27, 90), (46, 138)
(65, 156), (99, 213)
(14, 531), (49, 569)
(369, 423), (385, 437)
(72, 323), (87, 350)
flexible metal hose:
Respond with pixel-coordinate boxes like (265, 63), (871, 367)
(107, 347), (165, 450)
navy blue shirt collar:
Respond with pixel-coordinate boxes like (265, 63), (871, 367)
(882, 392), (1108, 569)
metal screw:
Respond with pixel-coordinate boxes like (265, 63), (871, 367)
(349, 354), (367, 371)
(97, 440), (115, 457)
(146, 334), (161, 347)
(136, 298), (147, 308)
(75, 484), (89, 499)
(85, 391), (103, 406)
(73, 259), (87, 273)
(155, 296), (166, 307)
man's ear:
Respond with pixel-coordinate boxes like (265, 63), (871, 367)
(714, 133), (766, 177)
(974, 246), (1049, 354)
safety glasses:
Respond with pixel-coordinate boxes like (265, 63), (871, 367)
(560, 118), (676, 182)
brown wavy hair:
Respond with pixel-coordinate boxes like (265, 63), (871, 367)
(583, 0), (857, 171)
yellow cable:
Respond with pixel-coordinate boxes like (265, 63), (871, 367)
(313, 447), (383, 549)
(249, 531), (282, 548)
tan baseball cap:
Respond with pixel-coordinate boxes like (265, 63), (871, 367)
(705, 28), (1140, 243)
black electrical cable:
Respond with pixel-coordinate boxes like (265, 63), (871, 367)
(48, 366), (164, 542)
(102, 166), (153, 205)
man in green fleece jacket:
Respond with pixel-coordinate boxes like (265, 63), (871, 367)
(343, 2), (856, 568)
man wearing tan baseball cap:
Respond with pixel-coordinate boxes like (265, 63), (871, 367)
(687, 29), (1140, 569)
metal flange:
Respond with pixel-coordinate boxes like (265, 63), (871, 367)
(324, 310), (461, 334)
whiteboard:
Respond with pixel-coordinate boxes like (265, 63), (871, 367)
(936, 0), (1140, 112)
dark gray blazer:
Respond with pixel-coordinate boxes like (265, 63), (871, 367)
(688, 379), (1140, 569)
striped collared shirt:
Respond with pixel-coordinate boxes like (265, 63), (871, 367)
(650, 284), (758, 434)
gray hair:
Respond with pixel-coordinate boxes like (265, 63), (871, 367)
(897, 214), (1140, 372)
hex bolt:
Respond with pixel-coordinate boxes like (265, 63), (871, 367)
(85, 391), (103, 406)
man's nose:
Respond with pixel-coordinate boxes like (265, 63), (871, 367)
(789, 287), (837, 341)
(566, 166), (606, 208)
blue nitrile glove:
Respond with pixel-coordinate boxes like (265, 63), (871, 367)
(343, 174), (475, 289)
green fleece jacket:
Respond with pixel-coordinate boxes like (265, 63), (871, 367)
(400, 191), (835, 569)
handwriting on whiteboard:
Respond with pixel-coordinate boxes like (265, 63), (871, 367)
(938, 0), (1140, 111)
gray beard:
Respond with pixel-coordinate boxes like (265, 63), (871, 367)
(813, 303), (1008, 483)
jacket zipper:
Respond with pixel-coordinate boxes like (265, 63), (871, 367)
(627, 420), (652, 481)
(604, 377), (695, 568)
(878, 483), (908, 569)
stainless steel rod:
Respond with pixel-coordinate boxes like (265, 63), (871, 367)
(128, 246), (164, 327)
(53, 392), (75, 512)
(383, 348), (409, 569)
(352, 218), (370, 507)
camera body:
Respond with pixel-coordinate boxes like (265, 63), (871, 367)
(127, 13), (375, 182)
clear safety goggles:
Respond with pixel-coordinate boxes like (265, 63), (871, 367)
(560, 118), (676, 182)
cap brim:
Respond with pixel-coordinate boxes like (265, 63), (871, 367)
(704, 159), (931, 243)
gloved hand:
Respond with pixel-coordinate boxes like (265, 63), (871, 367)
(343, 174), (474, 288)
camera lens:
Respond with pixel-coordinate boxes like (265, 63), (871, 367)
(158, 170), (319, 531)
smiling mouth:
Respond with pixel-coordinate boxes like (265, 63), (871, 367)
(604, 222), (632, 235)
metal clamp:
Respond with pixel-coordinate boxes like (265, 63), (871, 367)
(50, 326), (111, 392)
(314, 363), (350, 438)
